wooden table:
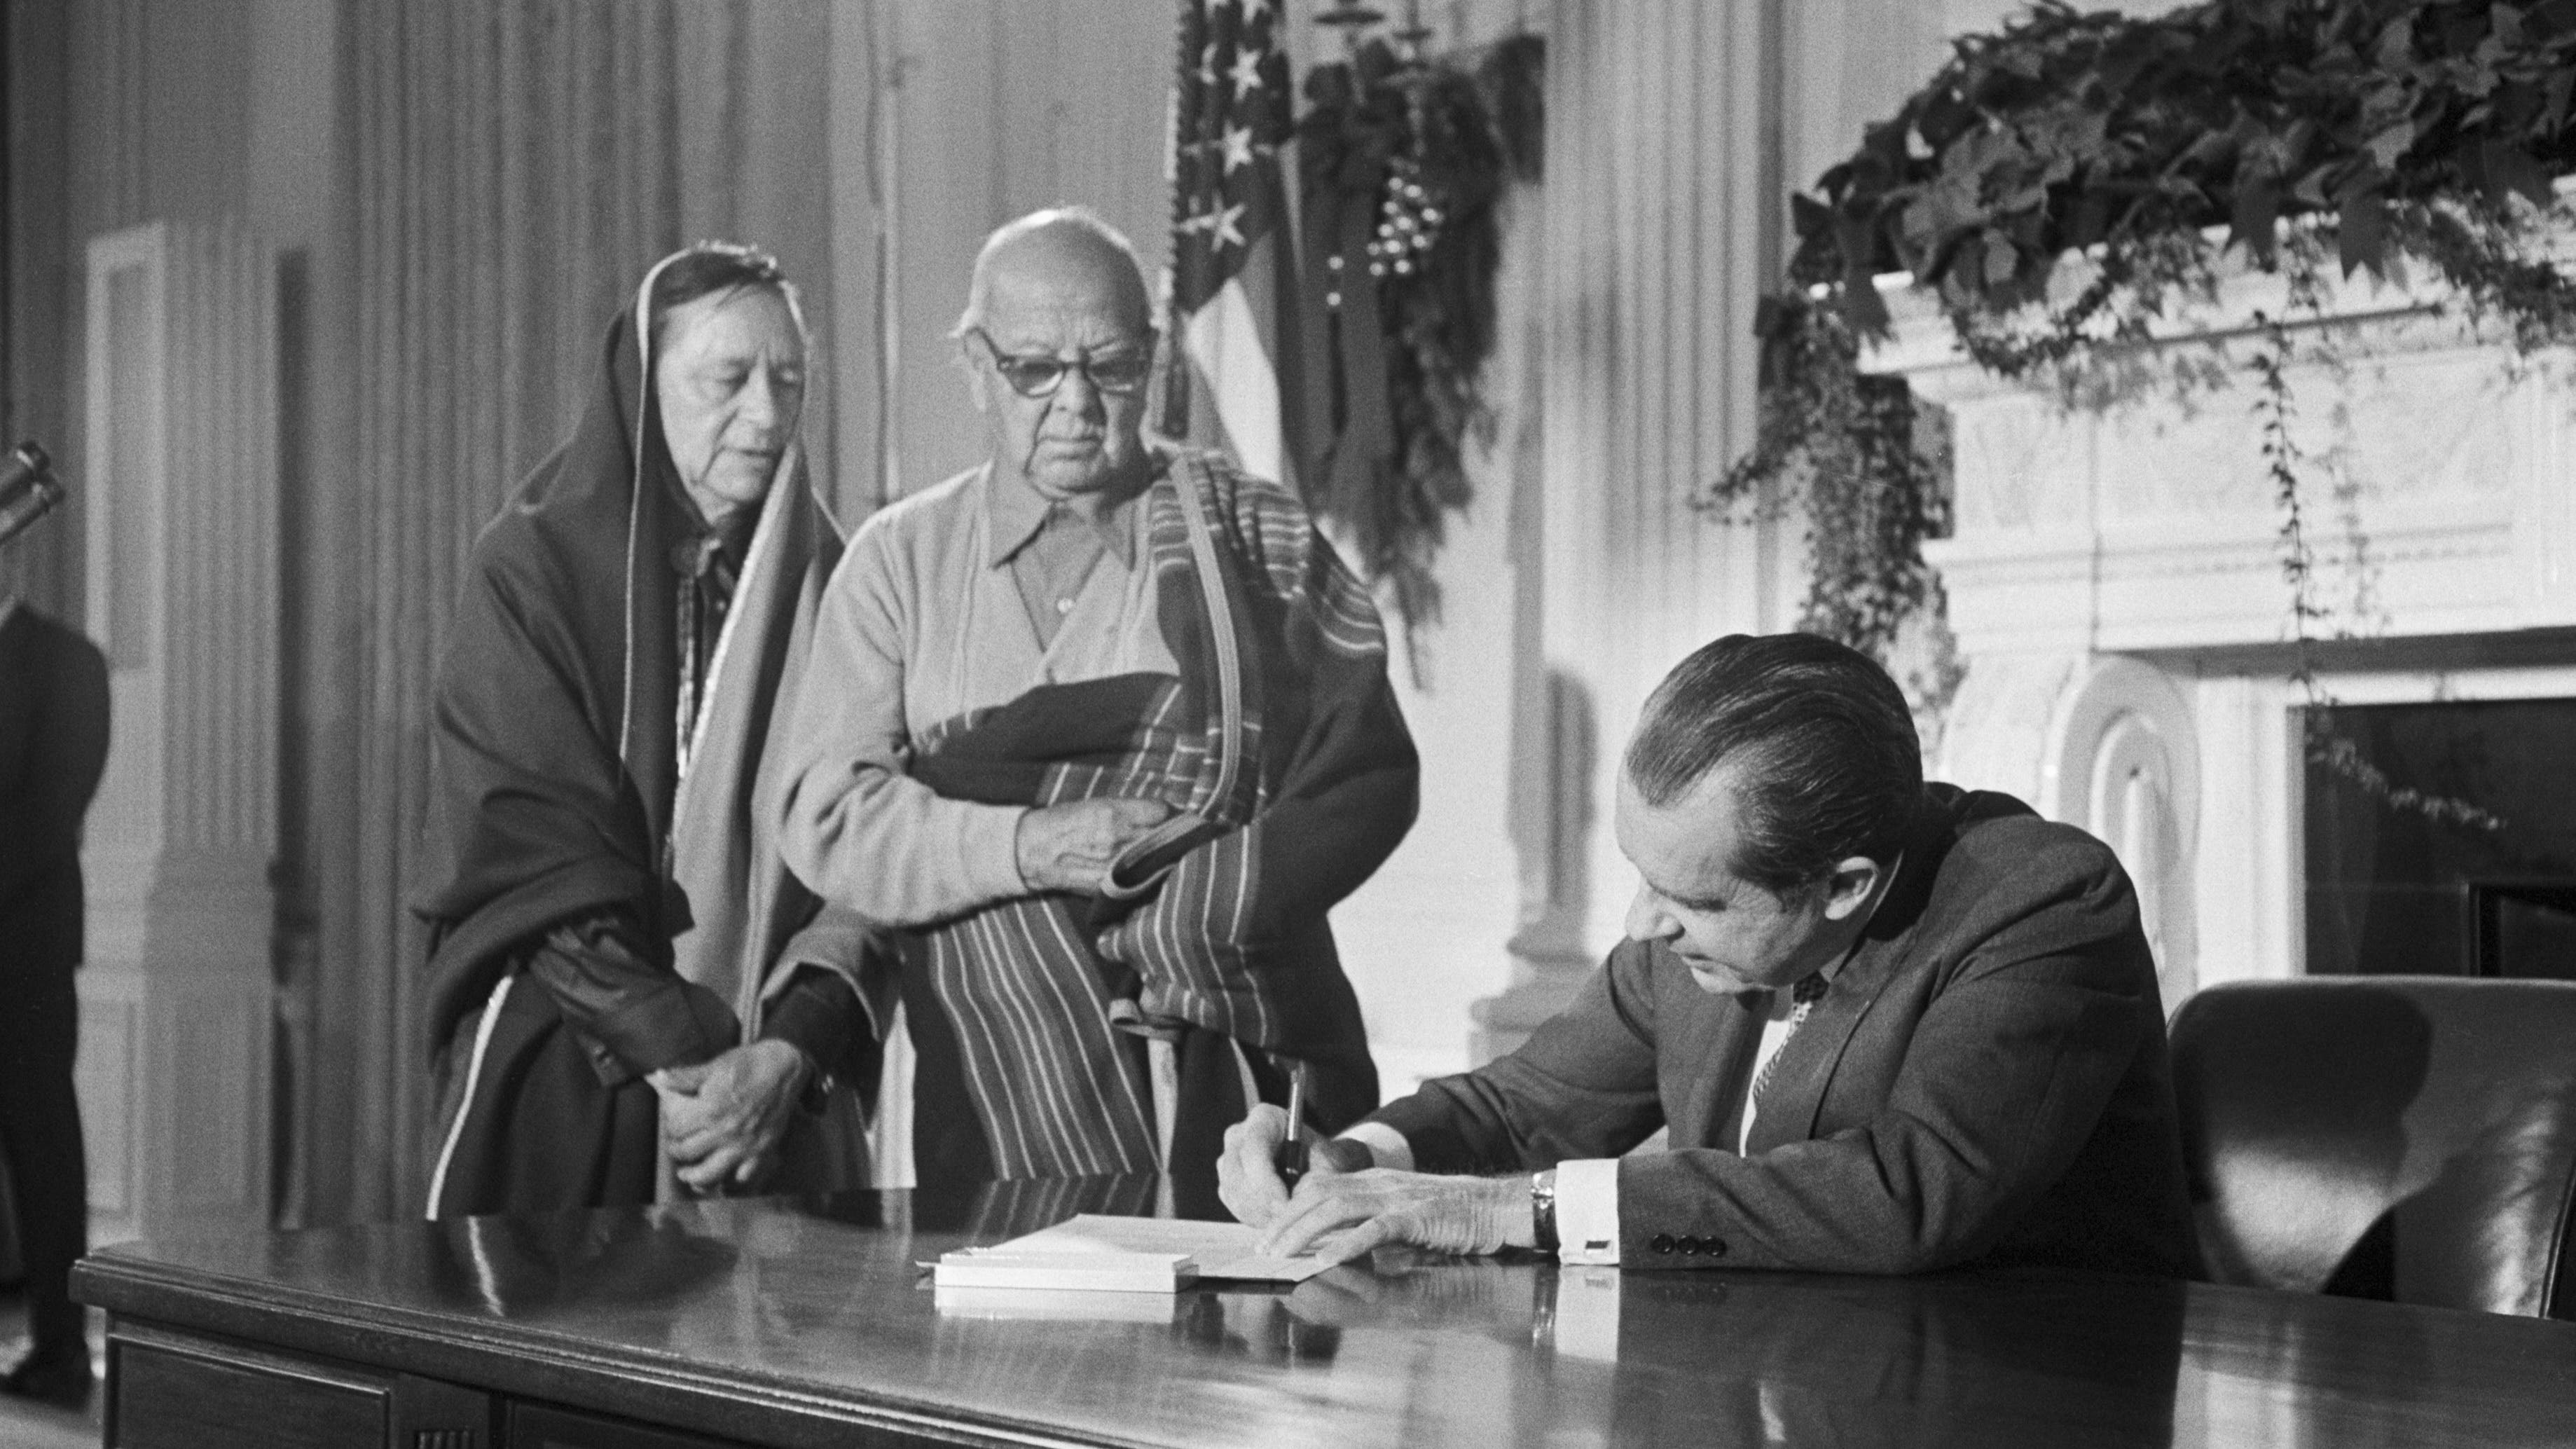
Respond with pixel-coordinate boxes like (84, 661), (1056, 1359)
(73, 1175), (2576, 1448)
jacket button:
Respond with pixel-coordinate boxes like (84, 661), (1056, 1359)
(1675, 1235), (1702, 1255)
(1650, 1233), (1676, 1255)
(1706, 1238), (1728, 1258)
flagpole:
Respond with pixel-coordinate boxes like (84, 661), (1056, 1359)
(1155, 0), (1194, 440)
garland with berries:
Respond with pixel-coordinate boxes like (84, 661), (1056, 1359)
(1295, 33), (1543, 649)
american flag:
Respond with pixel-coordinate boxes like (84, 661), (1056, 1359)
(1166, 0), (1302, 490)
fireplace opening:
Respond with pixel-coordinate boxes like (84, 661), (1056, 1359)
(2304, 699), (2576, 980)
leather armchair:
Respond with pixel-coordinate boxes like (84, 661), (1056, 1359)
(2170, 976), (2576, 1319)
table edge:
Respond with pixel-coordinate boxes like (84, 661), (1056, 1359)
(73, 1252), (1163, 1449)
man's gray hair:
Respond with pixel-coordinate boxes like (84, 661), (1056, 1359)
(951, 205), (1152, 340)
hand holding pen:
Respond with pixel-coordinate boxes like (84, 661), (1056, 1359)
(1274, 1064), (1311, 1188)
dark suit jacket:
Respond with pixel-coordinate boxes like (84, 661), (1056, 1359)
(0, 604), (111, 976)
(1373, 784), (2200, 1278)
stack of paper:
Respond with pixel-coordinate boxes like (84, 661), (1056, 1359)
(930, 1214), (1335, 1296)
(993, 1214), (1336, 1284)
(932, 1248), (1199, 1293)
(931, 1284), (1185, 1322)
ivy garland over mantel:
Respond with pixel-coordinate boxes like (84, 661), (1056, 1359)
(1716, 0), (2576, 703)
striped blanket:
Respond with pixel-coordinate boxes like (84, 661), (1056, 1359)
(893, 450), (1415, 1187)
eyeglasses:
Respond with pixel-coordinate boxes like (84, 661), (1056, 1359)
(969, 327), (1155, 399)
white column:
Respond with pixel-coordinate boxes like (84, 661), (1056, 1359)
(78, 217), (277, 1244)
(1473, 0), (1792, 1057)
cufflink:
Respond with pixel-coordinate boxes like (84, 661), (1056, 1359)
(1529, 1169), (1559, 1254)
(799, 1069), (836, 1116)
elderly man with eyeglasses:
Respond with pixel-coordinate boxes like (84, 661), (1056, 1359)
(775, 207), (1417, 1208)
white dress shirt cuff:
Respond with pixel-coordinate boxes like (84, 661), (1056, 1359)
(1553, 1158), (1621, 1265)
(1336, 1120), (1414, 1172)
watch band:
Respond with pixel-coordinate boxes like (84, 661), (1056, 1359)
(1530, 1167), (1559, 1254)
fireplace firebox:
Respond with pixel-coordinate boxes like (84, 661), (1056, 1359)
(2304, 699), (2576, 980)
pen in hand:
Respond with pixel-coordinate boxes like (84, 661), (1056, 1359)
(1275, 1063), (1310, 1188)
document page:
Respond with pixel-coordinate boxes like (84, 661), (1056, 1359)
(993, 1214), (1335, 1284)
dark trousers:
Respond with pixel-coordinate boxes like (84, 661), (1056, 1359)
(0, 967), (86, 1350)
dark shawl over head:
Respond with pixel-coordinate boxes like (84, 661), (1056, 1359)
(417, 294), (847, 1057)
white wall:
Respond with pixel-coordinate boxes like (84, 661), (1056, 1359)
(863, 1), (1179, 509)
(1328, 187), (1543, 1094)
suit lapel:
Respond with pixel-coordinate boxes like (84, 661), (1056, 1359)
(1742, 938), (1901, 1154)
(1742, 788), (1966, 1155)
(1666, 970), (1770, 1151)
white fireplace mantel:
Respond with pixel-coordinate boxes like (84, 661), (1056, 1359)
(1865, 256), (2576, 998)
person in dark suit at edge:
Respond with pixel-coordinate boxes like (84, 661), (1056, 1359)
(1223, 632), (2199, 1280)
(0, 542), (111, 1406)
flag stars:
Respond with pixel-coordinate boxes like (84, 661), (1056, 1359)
(1222, 125), (1255, 173)
(1211, 203), (1248, 251)
(1197, 43), (1220, 89)
(1230, 48), (1266, 95)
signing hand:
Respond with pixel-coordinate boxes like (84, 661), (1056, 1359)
(1218, 1104), (1371, 1228)
(1253, 1160), (1534, 1268)
(1013, 795), (1175, 895)
(649, 1039), (811, 1193)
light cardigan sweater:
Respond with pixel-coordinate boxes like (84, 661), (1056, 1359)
(775, 458), (1180, 926)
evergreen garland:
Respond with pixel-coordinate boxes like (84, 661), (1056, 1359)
(1297, 34), (1543, 647)
(1719, 0), (2576, 671)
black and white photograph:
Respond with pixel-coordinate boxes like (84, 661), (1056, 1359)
(4, 1), (2575, 1445)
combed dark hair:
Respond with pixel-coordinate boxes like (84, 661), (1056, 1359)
(647, 241), (801, 348)
(1624, 633), (1922, 894)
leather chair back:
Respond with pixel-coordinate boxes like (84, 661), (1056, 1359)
(2170, 976), (2576, 1318)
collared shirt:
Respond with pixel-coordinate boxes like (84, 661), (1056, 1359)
(985, 466), (1144, 648)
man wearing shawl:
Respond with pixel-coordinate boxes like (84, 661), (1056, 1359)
(776, 210), (1417, 1210)
(421, 245), (869, 1217)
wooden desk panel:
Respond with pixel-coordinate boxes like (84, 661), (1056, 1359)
(73, 1178), (2576, 1448)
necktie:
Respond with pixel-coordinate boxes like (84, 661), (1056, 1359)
(672, 531), (743, 785)
(1747, 972), (1831, 1113)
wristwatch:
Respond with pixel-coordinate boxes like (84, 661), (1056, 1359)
(1530, 1167), (1559, 1253)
